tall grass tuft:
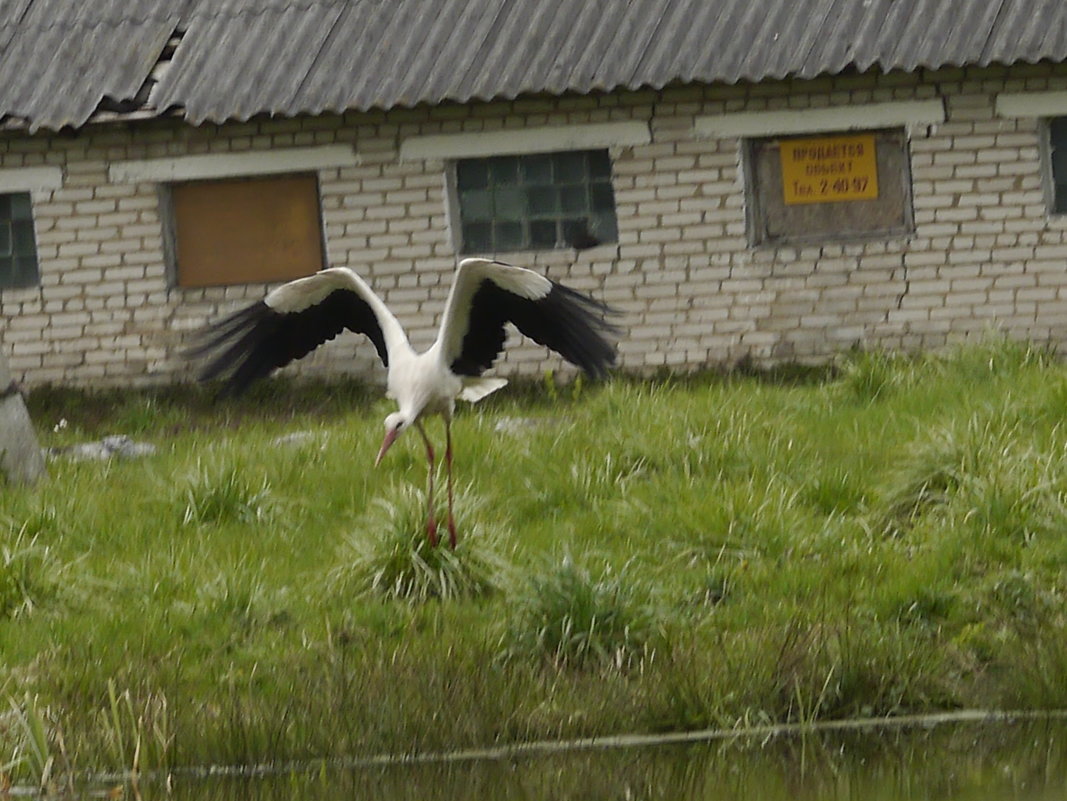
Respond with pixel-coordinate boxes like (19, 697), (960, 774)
(0, 526), (59, 619)
(6, 694), (66, 793)
(836, 348), (917, 402)
(877, 406), (1024, 533)
(328, 483), (509, 603)
(939, 333), (1054, 378)
(99, 681), (172, 782)
(954, 450), (1066, 546)
(799, 466), (868, 516)
(180, 461), (272, 526)
(504, 556), (658, 671)
(676, 479), (807, 565)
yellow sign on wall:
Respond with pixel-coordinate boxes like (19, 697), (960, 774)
(780, 134), (879, 204)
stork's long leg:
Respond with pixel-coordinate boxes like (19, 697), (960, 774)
(445, 418), (457, 549)
(416, 421), (438, 547)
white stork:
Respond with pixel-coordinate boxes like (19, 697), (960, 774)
(187, 258), (620, 548)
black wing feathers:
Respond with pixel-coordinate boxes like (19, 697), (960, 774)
(186, 289), (388, 396)
(451, 280), (620, 378)
(449, 282), (508, 376)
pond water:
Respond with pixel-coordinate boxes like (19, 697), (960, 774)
(98, 718), (1067, 800)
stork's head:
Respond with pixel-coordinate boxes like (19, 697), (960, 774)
(375, 411), (412, 466)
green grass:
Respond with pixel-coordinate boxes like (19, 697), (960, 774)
(5, 338), (1067, 782)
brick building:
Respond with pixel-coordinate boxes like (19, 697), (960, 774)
(3, 1), (1067, 386)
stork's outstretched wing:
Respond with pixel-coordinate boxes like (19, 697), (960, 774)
(436, 258), (620, 378)
(185, 267), (407, 396)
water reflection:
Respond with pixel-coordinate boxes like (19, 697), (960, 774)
(146, 720), (1067, 801)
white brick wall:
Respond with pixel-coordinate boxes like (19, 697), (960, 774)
(5, 62), (1067, 386)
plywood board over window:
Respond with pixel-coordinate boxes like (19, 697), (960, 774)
(746, 128), (914, 246)
(170, 173), (324, 288)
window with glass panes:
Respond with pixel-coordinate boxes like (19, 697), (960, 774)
(0, 193), (38, 289)
(1050, 118), (1067, 214)
(455, 149), (617, 254)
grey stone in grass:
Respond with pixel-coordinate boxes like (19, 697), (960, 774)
(102, 435), (157, 458)
(271, 431), (321, 447)
(48, 435), (157, 462)
(493, 416), (551, 434)
(0, 355), (46, 485)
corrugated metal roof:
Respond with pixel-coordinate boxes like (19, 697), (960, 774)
(11, 0), (192, 27)
(151, 4), (347, 121)
(3, 0), (1067, 131)
(0, 18), (176, 129)
(0, 0), (32, 26)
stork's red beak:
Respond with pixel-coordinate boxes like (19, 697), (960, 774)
(375, 427), (399, 466)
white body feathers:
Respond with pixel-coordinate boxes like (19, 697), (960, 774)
(258, 259), (561, 418)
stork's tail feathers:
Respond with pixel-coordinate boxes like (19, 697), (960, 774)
(459, 377), (508, 403)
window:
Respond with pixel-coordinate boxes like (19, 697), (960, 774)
(455, 150), (617, 254)
(0, 192), (39, 289)
(746, 128), (914, 245)
(1049, 117), (1067, 214)
(169, 173), (324, 288)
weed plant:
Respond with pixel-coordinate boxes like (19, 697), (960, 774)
(504, 555), (657, 671)
(180, 461), (273, 526)
(5, 337), (1067, 782)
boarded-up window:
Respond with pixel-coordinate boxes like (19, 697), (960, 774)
(746, 129), (914, 245)
(170, 174), (324, 288)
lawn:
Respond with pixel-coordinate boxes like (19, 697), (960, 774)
(4, 338), (1067, 786)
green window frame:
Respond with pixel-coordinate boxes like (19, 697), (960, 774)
(0, 192), (39, 289)
(455, 149), (618, 254)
